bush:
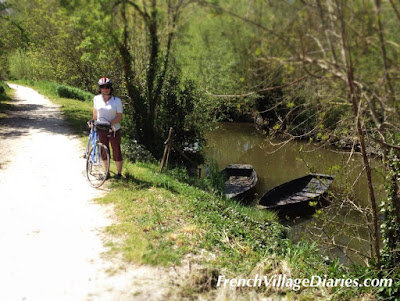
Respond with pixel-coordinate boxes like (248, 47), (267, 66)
(56, 85), (93, 101)
(0, 80), (10, 100)
(0, 81), (11, 106)
(122, 139), (156, 163)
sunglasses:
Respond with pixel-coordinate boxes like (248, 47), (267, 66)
(100, 85), (111, 89)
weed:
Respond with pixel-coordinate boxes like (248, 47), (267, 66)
(203, 159), (225, 194)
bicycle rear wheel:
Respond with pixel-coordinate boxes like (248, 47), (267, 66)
(86, 142), (110, 188)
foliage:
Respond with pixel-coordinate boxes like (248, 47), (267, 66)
(120, 65), (207, 162)
(121, 139), (156, 164)
(1, 0), (120, 89)
(203, 159), (225, 195)
(381, 151), (400, 268)
(376, 268), (400, 300)
(155, 68), (206, 163)
(14, 79), (94, 102)
(0, 81), (9, 95)
(56, 85), (93, 101)
(2, 0), (399, 147)
(0, 81), (12, 114)
(176, 2), (265, 122)
(8, 49), (34, 79)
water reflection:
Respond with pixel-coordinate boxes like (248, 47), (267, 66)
(204, 122), (385, 265)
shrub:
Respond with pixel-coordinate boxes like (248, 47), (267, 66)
(0, 80), (10, 100)
(122, 139), (156, 163)
(56, 85), (93, 101)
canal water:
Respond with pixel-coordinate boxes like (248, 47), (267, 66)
(204, 122), (385, 265)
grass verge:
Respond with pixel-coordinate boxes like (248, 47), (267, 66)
(7, 80), (388, 300)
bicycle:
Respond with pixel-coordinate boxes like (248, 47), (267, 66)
(84, 120), (111, 188)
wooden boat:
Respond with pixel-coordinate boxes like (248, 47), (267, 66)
(259, 173), (334, 217)
(222, 164), (258, 201)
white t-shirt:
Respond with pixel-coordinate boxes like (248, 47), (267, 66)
(93, 95), (123, 131)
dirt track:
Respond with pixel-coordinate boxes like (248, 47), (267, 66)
(0, 84), (172, 301)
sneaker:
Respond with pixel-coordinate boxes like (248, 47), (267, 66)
(115, 173), (122, 180)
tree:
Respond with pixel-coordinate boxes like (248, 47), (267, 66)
(113, 0), (198, 156)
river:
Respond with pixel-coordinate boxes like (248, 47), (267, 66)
(204, 122), (385, 265)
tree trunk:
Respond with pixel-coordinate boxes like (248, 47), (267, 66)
(338, 0), (381, 269)
(144, 0), (159, 145)
(118, 1), (147, 144)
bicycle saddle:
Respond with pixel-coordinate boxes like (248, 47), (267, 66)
(94, 120), (111, 130)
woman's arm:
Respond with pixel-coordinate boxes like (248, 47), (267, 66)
(110, 113), (122, 125)
(93, 108), (97, 120)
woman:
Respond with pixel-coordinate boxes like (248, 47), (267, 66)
(93, 77), (123, 179)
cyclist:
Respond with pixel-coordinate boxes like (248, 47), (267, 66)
(93, 77), (123, 179)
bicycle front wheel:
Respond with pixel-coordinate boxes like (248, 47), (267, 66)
(86, 142), (110, 188)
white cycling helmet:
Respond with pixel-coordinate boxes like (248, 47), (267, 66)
(98, 77), (112, 86)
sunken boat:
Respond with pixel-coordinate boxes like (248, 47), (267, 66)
(222, 164), (258, 201)
(259, 173), (334, 217)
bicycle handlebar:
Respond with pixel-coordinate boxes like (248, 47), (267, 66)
(87, 120), (115, 134)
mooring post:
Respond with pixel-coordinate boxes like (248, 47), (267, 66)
(160, 127), (174, 172)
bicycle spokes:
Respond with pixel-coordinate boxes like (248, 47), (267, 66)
(86, 143), (110, 188)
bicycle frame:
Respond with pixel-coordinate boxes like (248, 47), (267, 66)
(85, 120), (112, 188)
(84, 122), (101, 166)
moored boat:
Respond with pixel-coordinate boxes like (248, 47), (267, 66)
(222, 164), (258, 201)
(259, 173), (334, 217)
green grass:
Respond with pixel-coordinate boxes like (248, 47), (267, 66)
(102, 161), (283, 271)
(6, 80), (384, 300)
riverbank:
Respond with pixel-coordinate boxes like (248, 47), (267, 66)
(3, 80), (385, 300)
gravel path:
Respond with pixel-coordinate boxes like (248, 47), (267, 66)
(0, 85), (172, 301)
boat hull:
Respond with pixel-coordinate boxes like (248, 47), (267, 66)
(259, 173), (334, 217)
(222, 164), (258, 202)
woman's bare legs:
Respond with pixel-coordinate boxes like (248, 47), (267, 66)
(116, 160), (123, 175)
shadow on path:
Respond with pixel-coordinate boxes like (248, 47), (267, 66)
(0, 89), (76, 138)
